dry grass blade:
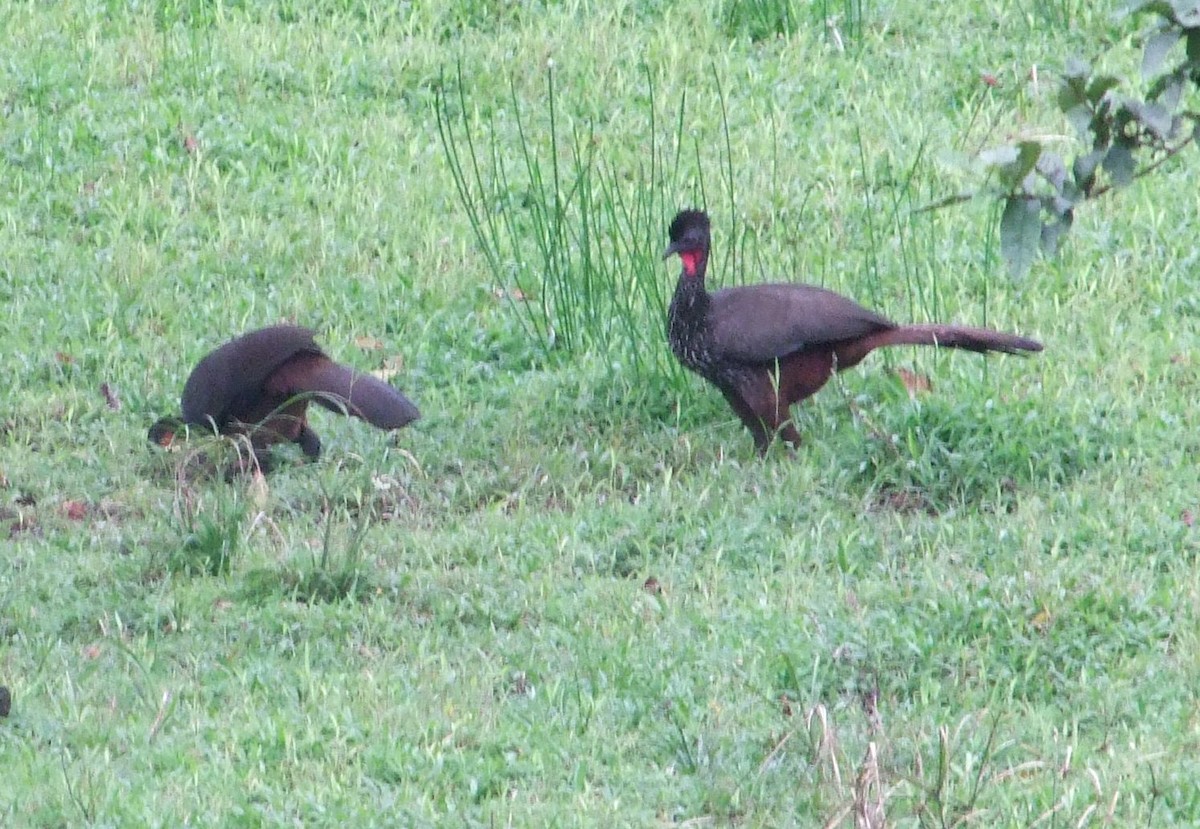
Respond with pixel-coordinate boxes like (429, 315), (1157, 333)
(758, 730), (795, 775)
(853, 742), (886, 829)
(148, 690), (172, 743)
(807, 703), (843, 789)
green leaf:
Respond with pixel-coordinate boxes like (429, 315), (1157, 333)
(1073, 149), (1106, 194)
(1058, 77), (1088, 113)
(1142, 30), (1181, 78)
(1064, 57), (1092, 80)
(1086, 75), (1121, 105)
(1036, 151), (1067, 192)
(1000, 196), (1042, 278)
(982, 141), (1042, 192)
(1124, 0), (1187, 22)
(1122, 0), (1176, 20)
(1063, 103), (1093, 136)
(1103, 143), (1137, 187)
(1039, 196), (1074, 257)
(1187, 28), (1200, 61)
(1171, 0), (1200, 26)
(1148, 72), (1186, 109)
(978, 146), (1019, 167)
(1124, 99), (1175, 137)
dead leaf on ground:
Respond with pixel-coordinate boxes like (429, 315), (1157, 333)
(371, 354), (406, 381)
(61, 501), (89, 521)
(492, 287), (531, 302)
(1031, 606), (1053, 632)
(100, 382), (122, 411)
(6, 508), (38, 538)
(96, 499), (132, 520)
(870, 487), (937, 516)
(55, 351), (74, 365)
(895, 367), (933, 397)
(81, 644), (102, 660)
(354, 335), (385, 351)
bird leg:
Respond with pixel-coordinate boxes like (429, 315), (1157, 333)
(718, 385), (773, 454)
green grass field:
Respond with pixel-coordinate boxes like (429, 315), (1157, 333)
(4, 0), (1200, 825)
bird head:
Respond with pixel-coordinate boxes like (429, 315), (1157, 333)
(663, 209), (711, 278)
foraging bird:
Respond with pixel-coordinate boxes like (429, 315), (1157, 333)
(663, 209), (1042, 453)
(148, 325), (419, 470)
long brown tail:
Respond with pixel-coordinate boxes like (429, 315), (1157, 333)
(836, 323), (1042, 369)
(284, 355), (421, 429)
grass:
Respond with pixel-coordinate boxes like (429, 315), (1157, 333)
(2, 0), (1200, 825)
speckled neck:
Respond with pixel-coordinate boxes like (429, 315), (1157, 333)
(667, 266), (715, 376)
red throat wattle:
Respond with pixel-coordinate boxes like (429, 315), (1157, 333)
(680, 250), (702, 277)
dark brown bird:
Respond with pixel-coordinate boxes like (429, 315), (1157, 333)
(148, 325), (419, 470)
(664, 209), (1042, 453)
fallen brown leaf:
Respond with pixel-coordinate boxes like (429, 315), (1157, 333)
(100, 382), (122, 411)
(61, 501), (89, 521)
(1031, 606), (1053, 632)
(354, 335), (385, 351)
(895, 367), (933, 398)
(371, 354), (406, 381)
(8, 513), (37, 538)
(871, 487), (937, 515)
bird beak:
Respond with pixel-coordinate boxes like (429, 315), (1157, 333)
(662, 241), (681, 260)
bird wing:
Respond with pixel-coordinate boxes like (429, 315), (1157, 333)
(707, 283), (896, 363)
(181, 325), (323, 425)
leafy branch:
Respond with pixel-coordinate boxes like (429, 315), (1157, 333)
(927, 0), (1200, 277)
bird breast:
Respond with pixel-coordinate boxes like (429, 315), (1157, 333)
(668, 294), (717, 376)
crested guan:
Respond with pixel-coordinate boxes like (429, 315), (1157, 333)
(148, 325), (419, 469)
(664, 209), (1043, 453)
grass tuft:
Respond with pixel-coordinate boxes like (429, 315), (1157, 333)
(723, 0), (868, 45)
(436, 61), (703, 389)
